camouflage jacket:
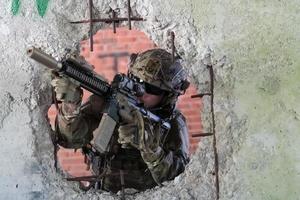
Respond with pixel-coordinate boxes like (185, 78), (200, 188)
(55, 95), (190, 192)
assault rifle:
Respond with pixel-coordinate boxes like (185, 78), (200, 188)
(27, 47), (171, 153)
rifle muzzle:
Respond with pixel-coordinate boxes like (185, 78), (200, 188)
(27, 47), (62, 71)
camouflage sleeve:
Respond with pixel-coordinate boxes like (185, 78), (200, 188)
(141, 112), (190, 183)
(55, 95), (104, 149)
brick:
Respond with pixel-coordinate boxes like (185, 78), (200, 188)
(186, 113), (201, 120)
(178, 95), (195, 102)
(100, 38), (118, 44)
(188, 129), (206, 135)
(185, 86), (198, 94)
(118, 56), (129, 64)
(60, 158), (85, 166)
(68, 170), (92, 177)
(189, 137), (200, 143)
(98, 57), (115, 65)
(117, 36), (138, 43)
(93, 44), (104, 51)
(47, 114), (56, 121)
(130, 43), (154, 52)
(113, 44), (130, 51)
(191, 141), (200, 146)
(57, 150), (70, 157)
(113, 28), (129, 36)
(187, 122), (203, 130)
(68, 163), (90, 171)
(180, 109), (201, 117)
(177, 103), (192, 110)
(82, 91), (92, 101)
(47, 107), (57, 116)
(191, 101), (202, 108)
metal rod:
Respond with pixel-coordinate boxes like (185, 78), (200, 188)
(69, 1), (146, 51)
(70, 17), (144, 24)
(89, 0), (94, 51)
(208, 65), (219, 200)
(192, 133), (213, 137)
(67, 175), (100, 181)
(112, 10), (117, 33)
(171, 31), (175, 62)
(191, 93), (212, 98)
(127, 0), (132, 30)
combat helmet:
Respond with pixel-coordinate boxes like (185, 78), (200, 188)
(128, 49), (190, 108)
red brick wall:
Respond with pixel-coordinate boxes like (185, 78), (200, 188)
(48, 27), (202, 177)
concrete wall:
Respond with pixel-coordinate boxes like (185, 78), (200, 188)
(188, 1), (300, 199)
(0, 0), (299, 199)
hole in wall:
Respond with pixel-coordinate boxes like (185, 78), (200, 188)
(47, 27), (203, 193)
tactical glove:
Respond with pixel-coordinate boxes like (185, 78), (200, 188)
(117, 96), (142, 149)
(117, 95), (161, 153)
(51, 75), (83, 120)
(51, 75), (82, 103)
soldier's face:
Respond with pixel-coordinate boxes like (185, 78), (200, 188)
(138, 93), (164, 109)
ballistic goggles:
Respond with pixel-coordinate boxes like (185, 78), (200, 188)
(134, 77), (167, 95)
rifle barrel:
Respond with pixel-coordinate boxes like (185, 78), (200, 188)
(27, 47), (62, 71)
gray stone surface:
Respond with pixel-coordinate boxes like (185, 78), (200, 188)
(0, 0), (299, 199)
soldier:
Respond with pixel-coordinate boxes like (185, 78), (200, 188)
(51, 49), (190, 192)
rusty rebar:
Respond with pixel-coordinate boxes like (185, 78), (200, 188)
(192, 133), (213, 137)
(112, 10), (117, 33)
(70, 1), (145, 51)
(127, 0), (132, 30)
(70, 17), (144, 24)
(67, 175), (101, 182)
(190, 64), (220, 200)
(207, 65), (219, 200)
(171, 31), (175, 62)
(89, 0), (94, 51)
(191, 93), (212, 98)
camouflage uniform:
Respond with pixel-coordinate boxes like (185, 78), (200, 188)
(53, 49), (190, 192)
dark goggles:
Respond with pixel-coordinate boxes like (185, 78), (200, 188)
(144, 82), (166, 95)
(133, 76), (166, 95)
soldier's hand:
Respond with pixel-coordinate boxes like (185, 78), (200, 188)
(117, 98), (141, 148)
(51, 75), (82, 103)
(117, 95), (162, 153)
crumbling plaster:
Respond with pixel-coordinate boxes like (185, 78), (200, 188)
(0, 0), (299, 199)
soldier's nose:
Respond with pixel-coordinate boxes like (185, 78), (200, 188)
(138, 93), (150, 103)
